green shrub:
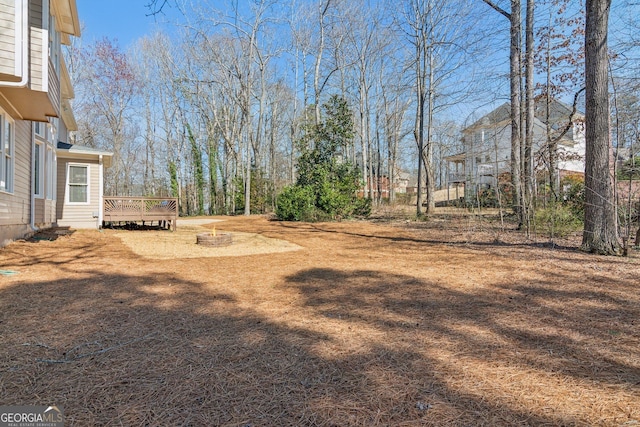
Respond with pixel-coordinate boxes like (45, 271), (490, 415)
(353, 196), (372, 217)
(275, 185), (317, 221)
(561, 174), (585, 218)
(276, 95), (370, 222)
(534, 204), (583, 238)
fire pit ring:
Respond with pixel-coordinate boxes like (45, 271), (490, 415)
(196, 232), (233, 247)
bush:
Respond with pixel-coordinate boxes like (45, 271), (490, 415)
(394, 193), (412, 205)
(534, 204), (583, 238)
(275, 185), (317, 221)
(477, 187), (498, 208)
(561, 174), (585, 218)
(276, 95), (370, 222)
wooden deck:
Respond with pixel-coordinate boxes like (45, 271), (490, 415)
(103, 197), (178, 230)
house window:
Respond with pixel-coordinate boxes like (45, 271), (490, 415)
(49, 14), (61, 75)
(68, 164), (89, 203)
(48, 119), (57, 143)
(35, 122), (47, 139)
(0, 111), (14, 193)
(34, 141), (44, 197)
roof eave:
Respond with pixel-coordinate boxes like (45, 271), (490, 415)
(52, 0), (81, 38)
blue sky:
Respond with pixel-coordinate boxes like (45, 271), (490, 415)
(76, 0), (179, 48)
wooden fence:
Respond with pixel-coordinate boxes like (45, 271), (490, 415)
(103, 197), (178, 230)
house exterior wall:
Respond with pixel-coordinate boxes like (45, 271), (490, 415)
(33, 198), (55, 225)
(0, 0), (78, 246)
(0, 0), (49, 92)
(462, 121), (511, 193)
(0, 0), (17, 79)
(28, 0), (45, 93)
(0, 113), (60, 247)
(33, 128), (57, 227)
(0, 120), (31, 246)
(557, 122), (586, 173)
(56, 158), (102, 229)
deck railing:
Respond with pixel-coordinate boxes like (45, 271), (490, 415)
(103, 197), (178, 230)
(448, 173), (467, 183)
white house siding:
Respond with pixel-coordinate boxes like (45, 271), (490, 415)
(28, 0), (44, 93)
(463, 121), (511, 189)
(56, 158), (102, 229)
(0, 120), (31, 246)
(0, 0), (17, 79)
(461, 109), (586, 198)
(33, 198), (55, 226)
(558, 123), (586, 174)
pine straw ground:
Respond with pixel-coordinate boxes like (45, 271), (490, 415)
(0, 211), (639, 426)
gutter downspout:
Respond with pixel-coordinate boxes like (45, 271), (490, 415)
(0, 0), (29, 88)
(98, 154), (104, 229)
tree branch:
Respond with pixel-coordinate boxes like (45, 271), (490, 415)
(145, 0), (169, 17)
(481, 0), (511, 19)
(551, 87), (586, 144)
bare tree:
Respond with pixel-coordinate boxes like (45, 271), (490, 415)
(581, 0), (621, 255)
(523, 0), (535, 232)
(72, 38), (140, 196)
(482, 0), (525, 226)
(401, 0), (479, 215)
(535, 0), (585, 201)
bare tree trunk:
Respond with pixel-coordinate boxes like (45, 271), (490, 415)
(375, 113), (382, 204)
(482, 0), (524, 224)
(360, 79), (369, 199)
(581, 0), (621, 255)
(523, 0), (535, 233)
(544, 6), (558, 202)
(424, 46), (436, 213)
(510, 0), (524, 227)
(416, 89), (424, 216)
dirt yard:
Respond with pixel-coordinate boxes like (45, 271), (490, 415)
(0, 214), (639, 426)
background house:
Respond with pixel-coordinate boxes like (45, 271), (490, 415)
(445, 99), (585, 201)
(0, 0), (80, 246)
(360, 171), (410, 199)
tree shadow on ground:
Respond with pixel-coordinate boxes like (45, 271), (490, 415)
(284, 268), (640, 425)
(275, 220), (582, 253)
(5, 266), (636, 426)
(1, 220), (639, 426)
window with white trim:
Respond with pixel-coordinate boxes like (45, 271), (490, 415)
(35, 122), (47, 138)
(67, 164), (89, 203)
(48, 118), (57, 143)
(0, 111), (14, 193)
(34, 141), (44, 197)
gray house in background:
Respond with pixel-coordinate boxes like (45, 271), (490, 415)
(445, 99), (586, 201)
